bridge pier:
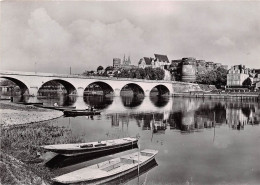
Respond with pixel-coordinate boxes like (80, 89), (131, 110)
(28, 87), (39, 97)
(113, 89), (121, 97)
(76, 87), (84, 97)
(144, 90), (150, 97)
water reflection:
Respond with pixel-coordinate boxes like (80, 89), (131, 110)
(83, 95), (113, 110)
(43, 97), (260, 185)
(149, 96), (169, 107)
(12, 95), (77, 106)
(120, 96), (144, 108)
(104, 98), (260, 133)
(12, 94), (260, 133)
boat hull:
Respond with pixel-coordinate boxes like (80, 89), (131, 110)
(45, 140), (138, 156)
(34, 105), (76, 111)
(63, 110), (101, 117)
(86, 155), (156, 185)
(52, 149), (158, 184)
(17, 102), (43, 105)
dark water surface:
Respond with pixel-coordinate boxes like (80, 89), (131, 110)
(22, 96), (260, 184)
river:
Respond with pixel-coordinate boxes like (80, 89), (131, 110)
(14, 95), (260, 184)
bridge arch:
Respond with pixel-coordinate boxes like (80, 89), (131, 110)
(0, 76), (29, 95)
(120, 83), (144, 97)
(84, 81), (114, 96)
(150, 96), (170, 107)
(39, 79), (77, 96)
(150, 84), (170, 96)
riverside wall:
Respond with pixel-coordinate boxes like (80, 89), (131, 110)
(172, 82), (217, 93)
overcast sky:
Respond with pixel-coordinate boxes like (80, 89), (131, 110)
(1, 1), (260, 74)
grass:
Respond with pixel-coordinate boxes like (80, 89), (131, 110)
(0, 120), (85, 184)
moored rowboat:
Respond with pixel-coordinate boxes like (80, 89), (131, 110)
(17, 102), (43, 105)
(52, 149), (158, 184)
(41, 137), (138, 156)
(63, 109), (101, 116)
(34, 105), (76, 111)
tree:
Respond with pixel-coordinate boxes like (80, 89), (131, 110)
(196, 67), (227, 87)
(135, 68), (145, 79)
(242, 77), (252, 87)
(105, 66), (114, 71)
(215, 67), (228, 88)
(154, 68), (165, 80)
(196, 71), (217, 85)
(97, 66), (104, 71)
(144, 67), (154, 80)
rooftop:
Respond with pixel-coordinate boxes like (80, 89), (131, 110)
(154, 54), (169, 63)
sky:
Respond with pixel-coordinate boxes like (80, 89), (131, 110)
(1, 1), (260, 74)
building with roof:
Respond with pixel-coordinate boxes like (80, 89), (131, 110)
(154, 54), (171, 69)
(255, 81), (260, 91)
(138, 57), (153, 68)
(138, 54), (170, 70)
(227, 65), (251, 87)
(251, 69), (260, 83)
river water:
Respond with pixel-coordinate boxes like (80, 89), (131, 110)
(18, 95), (260, 184)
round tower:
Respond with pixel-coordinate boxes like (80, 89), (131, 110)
(181, 58), (196, 82)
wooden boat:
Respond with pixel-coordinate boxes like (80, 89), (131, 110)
(17, 102), (43, 105)
(45, 144), (139, 169)
(54, 106), (76, 111)
(52, 149), (158, 184)
(0, 96), (11, 100)
(107, 158), (158, 185)
(63, 109), (101, 116)
(41, 137), (138, 156)
(34, 105), (76, 111)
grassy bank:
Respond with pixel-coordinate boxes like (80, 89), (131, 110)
(0, 102), (84, 185)
(1, 121), (85, 184)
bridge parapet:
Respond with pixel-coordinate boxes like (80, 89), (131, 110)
(0, 70), (173, 83)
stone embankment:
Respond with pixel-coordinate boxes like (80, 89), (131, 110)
(173, 92), (260, 101)
(0, 101), (63, 127)
(172, 82), (217, 93)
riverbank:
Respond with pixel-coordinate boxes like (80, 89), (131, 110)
(173, 92), (260, 101)
(0, 101), (63, 127)
(0, 101), (64, 185)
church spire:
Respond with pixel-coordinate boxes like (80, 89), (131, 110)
(128, 55), (131, 65)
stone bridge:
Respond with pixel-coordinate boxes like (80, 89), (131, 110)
(0, 71), (175, 97)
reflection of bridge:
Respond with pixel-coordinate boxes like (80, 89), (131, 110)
(0, 71), (173, 97)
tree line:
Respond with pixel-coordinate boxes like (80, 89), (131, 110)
(83, 66), (165, 81)
(195, 67), (228, 88)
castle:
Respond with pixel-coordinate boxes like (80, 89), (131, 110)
(138, 55), (228, 82)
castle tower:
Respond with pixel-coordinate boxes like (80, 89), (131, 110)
(181, 57), (196, 82)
